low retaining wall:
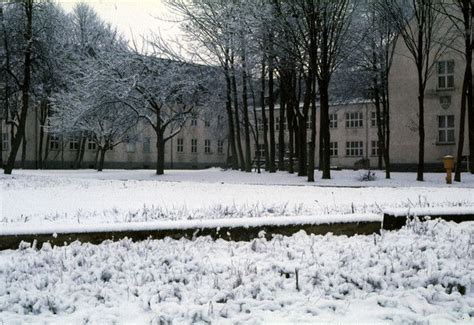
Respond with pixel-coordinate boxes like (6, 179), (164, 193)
(383, 208), (474, 230)
(2, 210), (472, 251)
(0, 215), (381, 250)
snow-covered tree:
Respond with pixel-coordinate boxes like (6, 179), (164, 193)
(115, 51), (222, 175)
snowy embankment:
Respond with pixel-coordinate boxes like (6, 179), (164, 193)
(2, 169), (474, 229)
(0, 214), (380, 236)
(0, 219), (472, 323)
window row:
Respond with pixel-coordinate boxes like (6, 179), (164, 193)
(177, 138), (224, 154)
(256, 112), (384, 130)
(190, 115), (224, 128)
(49, 136), (98, 151)
(330, 141), (380, 157)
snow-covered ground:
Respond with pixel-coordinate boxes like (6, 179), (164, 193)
(0, 219), (472, 323)
(1, 168), (474, 229)
(1, 169), (473, 323)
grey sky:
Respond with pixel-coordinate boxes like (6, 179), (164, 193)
(58, 0), (182, 48)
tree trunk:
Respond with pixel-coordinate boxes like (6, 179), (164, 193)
(4, 0), (33, 175)
(97, 147), (106, 172)
(21, 137), (26, 168)
(467, 3), (474, 173)
(268, 54), (276, 173)
(241, 41), (252, 172)
(156, 129), (165, 175)
(43, 134), (50, 168)
(38, 117), (44, 169)
(75, 136), (86, 169)
(250, 74), (261, 174)
(455, 69), (468, 182)
(307, 82), (317, 182)
(287, 73), (296, 174)
(224, 55), (238, 170)
(320, 81), (331, 179)
(94, 147), (99, 169)
(260, 58), (270, 171)
(381, 73), (391, 179)
(417, 72), (425, 182)
(230, 54), (245, 171)
(278, 78), (286, 171)
(0, 118), (3, 168)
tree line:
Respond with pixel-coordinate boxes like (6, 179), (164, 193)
(1, 0), (473, 182)
(164, 0), (474, 182)
(0, 1), (219, 174)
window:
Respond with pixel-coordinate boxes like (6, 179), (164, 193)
(191, 117), (198, 127)
(205, 139), (211, 153)
(2, 133), (9, 151)
(329, 114), (338, 128)
(49, 135), (60, 150)
(69, 136), (79, 150)
(126, 141), (136, 153)
(329, 142), (338, 157)
(177, 138), (184, 153)
(217, 115), (224, 126)
(346, 141), (363, 157)
(346, 112), (363, 128)
(438, 60), (454, 89)
(143, 137), (151, 153)
(87, 139), (97, 151)
(191, 139), (197, 153)
(371, 112), (377, 127)
(438, 115), (455, 144)
(371, 140), (380, 156)
(217, 140), (224, 154)
(257, 118), (264, 131)
(204, 119), (210, 127)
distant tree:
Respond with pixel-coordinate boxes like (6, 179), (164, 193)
(49, 56), (139, 172)
(116, 52), (219, 175)
(356, 0), (398, 179)
(165, 0), (242, 170)
(2, 0), (34, 175)
(379, 0), (451, 181)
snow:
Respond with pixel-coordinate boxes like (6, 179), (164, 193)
(1, 169), (474, 230)
(0, 169), (473, 322)
(384, 207), (474, 217)
(0, 219), (472, 323)
(0, 213), (381, 236)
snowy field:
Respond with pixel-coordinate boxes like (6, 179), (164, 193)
(1, 169), (474, 323)
(0, 219), (473, 323)
(1, 168), (474, 229)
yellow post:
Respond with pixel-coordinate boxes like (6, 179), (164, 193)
(443, 155), (454, 184)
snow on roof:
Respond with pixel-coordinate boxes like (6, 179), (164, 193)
(252, 98), (372, 111)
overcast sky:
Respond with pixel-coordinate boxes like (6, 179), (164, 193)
(58, 0), (182, 48)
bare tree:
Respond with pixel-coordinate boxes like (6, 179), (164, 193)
(356, 1), (398, 179)
(379, 0), (451, 181)
(165, 0), (241, 170)
(441, 0), (474, 180)
(2, 0), (33, 175)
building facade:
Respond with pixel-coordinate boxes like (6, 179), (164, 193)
(1, 19), (471, 171)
